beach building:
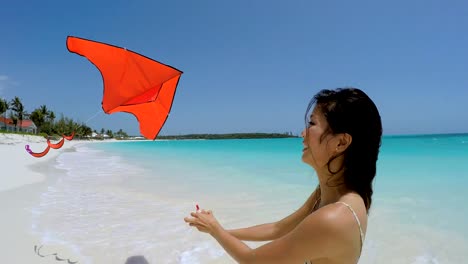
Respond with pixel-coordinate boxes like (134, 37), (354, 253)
(85, 132), (109, 138)
(0, 117), (37, 133)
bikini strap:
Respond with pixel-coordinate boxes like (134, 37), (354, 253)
(336, 201), (364, 251)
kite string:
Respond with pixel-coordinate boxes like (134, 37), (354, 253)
(84, 109), (103, 124)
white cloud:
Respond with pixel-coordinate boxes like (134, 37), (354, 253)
(0, 75), (8, 81)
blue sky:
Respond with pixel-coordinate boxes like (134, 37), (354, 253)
(1, 0), (467, 136)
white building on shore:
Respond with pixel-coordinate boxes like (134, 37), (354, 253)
(0, 117), (37, 134)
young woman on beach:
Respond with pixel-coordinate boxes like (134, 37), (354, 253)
(184, 88), (382, 264)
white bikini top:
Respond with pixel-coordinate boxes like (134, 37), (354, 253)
(336, 201), (365, 248)
(304, 200), (365, 264)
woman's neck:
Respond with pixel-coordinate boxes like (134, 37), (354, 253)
(316, 171), (349, 207)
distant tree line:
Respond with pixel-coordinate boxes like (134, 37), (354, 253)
(157, 132), (299, 140)
(0, 96), (130, 139)
(1, 97), (299, 141)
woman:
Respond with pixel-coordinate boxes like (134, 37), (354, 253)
(184, 88), (382, 264)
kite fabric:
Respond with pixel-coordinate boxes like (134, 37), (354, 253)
(47, 137), (64, 149)
(63, 131), (75, 141)
(25, 144), (51, 158)
(25, 132), (75, 158)
(66, 36), (183, 140)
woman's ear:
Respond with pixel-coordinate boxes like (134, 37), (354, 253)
(336, 133), (352, 153)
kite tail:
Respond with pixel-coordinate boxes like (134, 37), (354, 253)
(47, 138), (65, 149)
(63, 131), (75, 141)
(25, 144), (51, 158)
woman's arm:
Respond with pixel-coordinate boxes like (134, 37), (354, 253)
(209, 206), (342, 264)
(227, 186), (320, 241)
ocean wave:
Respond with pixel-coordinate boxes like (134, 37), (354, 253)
(27, 139), (468, 263)
(30, 143), (228, 263)
(178, 241), (224, 264)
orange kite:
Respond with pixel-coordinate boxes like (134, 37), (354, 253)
(66, 36), (183, 140)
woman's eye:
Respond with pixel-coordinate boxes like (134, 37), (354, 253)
(308, 121), (315, 126)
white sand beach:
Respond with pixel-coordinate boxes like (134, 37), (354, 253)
(0, 134), (83, 192)
(2, 133), (467, 263)
(0, 133), (86, 263)
(0, 134), (326, 263)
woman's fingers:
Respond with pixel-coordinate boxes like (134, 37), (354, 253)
(190, 212), (199, 217)
(199, 209), (213, 215)
(185, 216), (203, 225)
(184, 216), (199, 224)
(188, 221), (208, 231)
(185, 209), (215, 228)
(190, 223), (208, 232)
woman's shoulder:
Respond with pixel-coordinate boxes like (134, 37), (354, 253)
(292, 205), (357, 260)
(305, 195), (367, 247)
(321, 202), (366, 234)
(307, 202), (360, 233)
(290, 199), (363, 263)
(325, 194), (367, 231)
(336, 193), (368, 231)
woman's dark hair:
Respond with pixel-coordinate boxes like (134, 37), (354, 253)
(305, 88), (382, 212)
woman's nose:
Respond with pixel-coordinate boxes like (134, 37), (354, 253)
(301, 129), (306, 138)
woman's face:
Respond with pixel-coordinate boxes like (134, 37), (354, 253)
(301, 107), (335, 169)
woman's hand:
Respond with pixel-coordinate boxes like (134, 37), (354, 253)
(184, 209), (223, 235)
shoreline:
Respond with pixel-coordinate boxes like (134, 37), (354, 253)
(0, 134), (150, 263)
(1, 133), (467, 263)
(0, 134), (87, 192)
(0, 134), (86, 263)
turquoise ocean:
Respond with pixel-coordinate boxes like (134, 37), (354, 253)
(31, 134), (468, 263)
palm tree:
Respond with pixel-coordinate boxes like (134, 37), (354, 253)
(66, 118), (75, 135)
(54, 115), (66, 135)
(48, 111), (55, 124)
(115, 128), (128, 139)
(8, 112), (17, 131)
(30, 109), (45, 133)
(10, 97), (25, 132)
(106, 129), (114, 138)
(80, 124), (92, 138)
(40, 106), (56, 125)
(39, 105), (48, 116)
(116, 128), (124, 138)
(0, 98), (8, 130)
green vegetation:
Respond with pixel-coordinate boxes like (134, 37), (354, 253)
(157, 132), (298, 140)
(1, 97), (299, 141)
(0, 96), (130, 140)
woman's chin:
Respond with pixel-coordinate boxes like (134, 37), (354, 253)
(301, 155), (311, 165)
(301, 155), (316, 168)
